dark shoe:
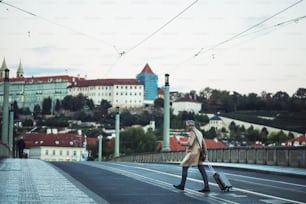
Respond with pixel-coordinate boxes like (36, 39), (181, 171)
(198, 188), (210, 193)
(173, 184), (184, 190)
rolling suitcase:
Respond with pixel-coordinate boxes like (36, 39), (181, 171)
(207, 161), (232, 191)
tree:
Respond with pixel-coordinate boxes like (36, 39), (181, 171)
(154, 98), (164, 108)
(33, 104), (41, 119)
(86, 98), (95, 110)
(294, 88), (306, 99)
(55, 99), (61, 113)
(42, 97), (52, 115)
(207, 89), (223, 111)
(268, 131), (289, 146)
(62, 95), (73, 110)
(245, 125), (260, 142)
(120, 127), (157, 154)
(260, 127), (269, 144)
(205, 127), (217, 139)
(62, 94), (87, 111)
(93, 100), (112, 122)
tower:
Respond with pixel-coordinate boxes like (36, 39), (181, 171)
(136, 64), (158, 104)
(16, 60), (24, 78)
(0, 58), (8, 79)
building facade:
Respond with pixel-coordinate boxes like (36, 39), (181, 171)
(17, 133), (87, 161)
(171, 99), (202, 115)
(68, 78), (144, 108)
(136, 64), (158, 104)
(0, 59), (156, 110)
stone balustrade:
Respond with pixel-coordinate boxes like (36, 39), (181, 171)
(113, 146), (306, 168)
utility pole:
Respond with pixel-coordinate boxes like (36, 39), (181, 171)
(114, 107), (120, 157)
(162, 74), (170, 151)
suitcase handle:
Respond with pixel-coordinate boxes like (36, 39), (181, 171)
(206, 160), (216, 173)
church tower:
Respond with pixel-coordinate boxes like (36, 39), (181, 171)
(0, 58), (8, 79)
(16, 60), (24, 78)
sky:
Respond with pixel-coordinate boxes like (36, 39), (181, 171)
(0, 0), (305, 96)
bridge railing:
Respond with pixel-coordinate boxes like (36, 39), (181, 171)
(113, 146), (306, 168)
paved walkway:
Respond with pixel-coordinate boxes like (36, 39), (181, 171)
(0, 159), (100, 204)
(0, 159), (305, 203)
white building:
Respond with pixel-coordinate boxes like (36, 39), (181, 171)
(17, 133), (88, 161)
(68, 78), (144, 108)
(171, 99), (202, 115)
(1, 58), (146, 110)
(202, 115), (228, 131)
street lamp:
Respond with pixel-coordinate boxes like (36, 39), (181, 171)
(162, 74), (170, 151)
(98, 135), (103, 162)
(1, 68), (10, 148)
(114, 107), (120, 157)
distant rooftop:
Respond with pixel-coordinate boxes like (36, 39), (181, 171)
(69, 78), (142, 88)
(139, 63), (155, 74)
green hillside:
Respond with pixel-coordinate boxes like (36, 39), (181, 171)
(220, 111), (306, 134)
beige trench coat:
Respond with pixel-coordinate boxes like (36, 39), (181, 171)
(180, 127), (207, 167)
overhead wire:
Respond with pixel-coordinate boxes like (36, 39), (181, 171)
(226, 15), (306, 49)
(176, 13), (306, 71)
(123, 0), (200, 55)
(0, 1), (119, 55)
(193, 0), (305, 58)
(236, 16), (306, 40)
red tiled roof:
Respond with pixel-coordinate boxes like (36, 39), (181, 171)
(170, 136), (186, 151)
(69, 78), (142, 88)
(2, 75), (84, 83)
(139, 64), (154, 74)
(17, 133), (85, 148)
(169, 136), (226, 151)
(286, 135), (306, 144)
(158, 88), (164, 95)
(205, 139), (226, 148)
(86, 137), (98, 146)
(250, 143), (264, 147)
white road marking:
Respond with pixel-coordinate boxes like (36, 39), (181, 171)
(104, 162), (305, 204)
(222, 171), (306, 188)
(84, 162), (239, 204)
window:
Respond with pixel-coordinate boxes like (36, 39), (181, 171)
(45, 150), (49, 155)
(66, 150), (69, 156)
(73, 151), (77, 156)
(52, 150), (56, 156)
(59, 150), (63, 156)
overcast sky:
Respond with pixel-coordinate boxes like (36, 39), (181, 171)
(0, 0), (305, 96)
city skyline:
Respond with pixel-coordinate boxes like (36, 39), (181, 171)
(0, 0), (305, 96)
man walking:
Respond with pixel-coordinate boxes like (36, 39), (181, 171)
(173, 120), (210, 192)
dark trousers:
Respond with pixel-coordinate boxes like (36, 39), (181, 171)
(179, 165), (209, 189)
(18, 148), (24, 158)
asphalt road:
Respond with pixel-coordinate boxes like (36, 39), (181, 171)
(51, 162), (306, 204)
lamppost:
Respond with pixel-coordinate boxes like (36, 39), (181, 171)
(114, 107), (120, 157)
(162, 74), (170, 151)
(9, 103), (14, 157)
(1, 68), (10, 147)
(98, 135), (103, 162)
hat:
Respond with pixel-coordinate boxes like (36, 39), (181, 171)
(185, 120), (195, 126)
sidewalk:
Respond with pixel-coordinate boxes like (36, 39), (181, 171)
(0, 159), (102, 204)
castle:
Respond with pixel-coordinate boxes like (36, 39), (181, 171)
(0, 58), (158, 111)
